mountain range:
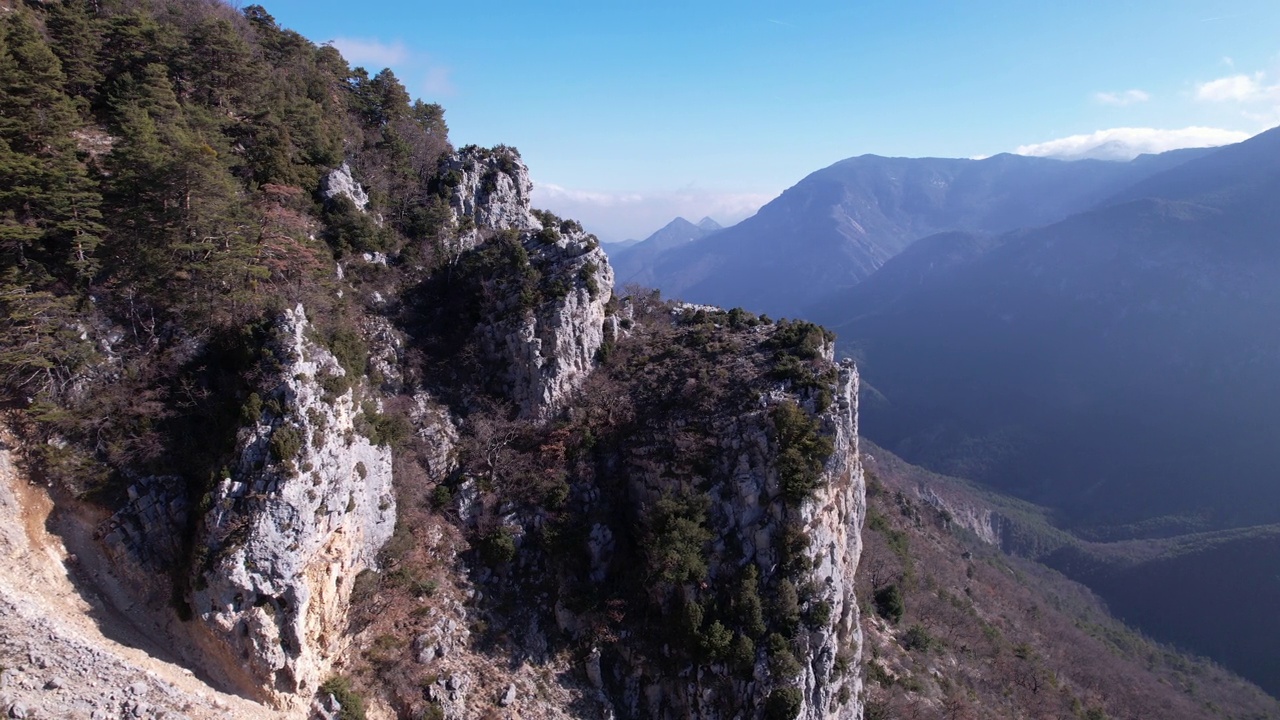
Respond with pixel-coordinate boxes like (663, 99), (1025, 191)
(608, 215), (721, 289)
(620, 148), (1214, 317)
(610, 127), (1280, 696)
(815, 127), (1280, 530)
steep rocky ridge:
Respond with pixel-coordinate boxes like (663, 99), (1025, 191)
(442, 145), (543, 253)
(187, 305), (396, 704)
(93, 304), (397, 708)
(412, 145), (616, 421)
(0, 4), (873, 717)
(438, 308), (870, 719)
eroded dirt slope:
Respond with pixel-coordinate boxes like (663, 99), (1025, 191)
(0, 422), (285, 720)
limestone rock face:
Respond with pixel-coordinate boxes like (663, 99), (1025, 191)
(99, 476), (189, 578)
(321, 163), (369, 211)
(795, 360), (865, 720)
(189, 305), (394, 706)
(443, 145), (616, 421)
(493, 228), (615, 421)
(444, 145), (541, 250)
(563, 340), (865, 719)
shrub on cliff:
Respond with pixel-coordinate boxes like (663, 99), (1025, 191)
(875, 583), (906, 624)
(772, 400), (834, 502)
(764, 686), (803, 720)
(319, 676), (366, 720)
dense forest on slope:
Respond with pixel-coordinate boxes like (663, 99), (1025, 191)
(0, 0), (449, 497)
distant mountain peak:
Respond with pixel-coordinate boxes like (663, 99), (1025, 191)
(661, 216), (697, 230)
(608, 215), (726, 286)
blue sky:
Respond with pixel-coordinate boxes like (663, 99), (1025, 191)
(260, 0), (1280, 241)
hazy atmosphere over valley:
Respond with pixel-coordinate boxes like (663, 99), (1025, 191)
(1, 1), (1279, 719)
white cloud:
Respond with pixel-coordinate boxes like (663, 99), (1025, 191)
(328, 38), (409, 68)
(1015, 126), (1251, 161)
(1094, 89), (1151, 106)
(327, 38), (455, 98)
(1193, 68), (1280, 127)
(1195, 73), (1272, 102)
(421, 67), (455, 97)
(532, 183), (772, 242)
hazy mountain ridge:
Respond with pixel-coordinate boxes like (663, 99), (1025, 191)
(622, 150), (1211, 317)
(811, 126), (1280, 695)
(609, 215), (722, 288)
(823, 128), (1280, 524)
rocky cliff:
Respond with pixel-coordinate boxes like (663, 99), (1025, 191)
(487, 225), (615, 421)
(35, 143), (861, 719)
(443, 145), (543, 253)
(795, 360), (865, 718)
(10, 4), (1273, 718)
(425, 145), (616, 421)
(425, 307), (870, 719)
(187, 305), (395, 705)
(590, 355), (866, 719)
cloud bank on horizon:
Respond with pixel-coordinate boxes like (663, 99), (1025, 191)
(1015, 126), (1252, 161)
(532, 183), (771, 243)
(1017, 64), (1277, 161)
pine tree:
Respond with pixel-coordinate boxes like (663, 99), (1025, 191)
(103, 61), (264, 325)
(0, 10), (104, 284)
(44, 0), (105, 114)
(0, 11), (80, 153)
(0, 268), (96, 397)
(183, 17), (257, 110)
(0, 136), (44, 271)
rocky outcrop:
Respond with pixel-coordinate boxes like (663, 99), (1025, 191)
(321, 163), (370, 211)
(914, 484), (1007, 547)
(795, 360), (865, 719)
(188, 305), (395, 706)
(443, 145), (542, 251)
(554, 330), (865, 719)
(494, 227), (615, 421)
(442, 144), (616, 421)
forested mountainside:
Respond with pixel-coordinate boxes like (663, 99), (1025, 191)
(0, 2), (865, 718)
(857, 442), (1280, 720)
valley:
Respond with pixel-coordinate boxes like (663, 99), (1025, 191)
(625, 126), (1280, 701)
